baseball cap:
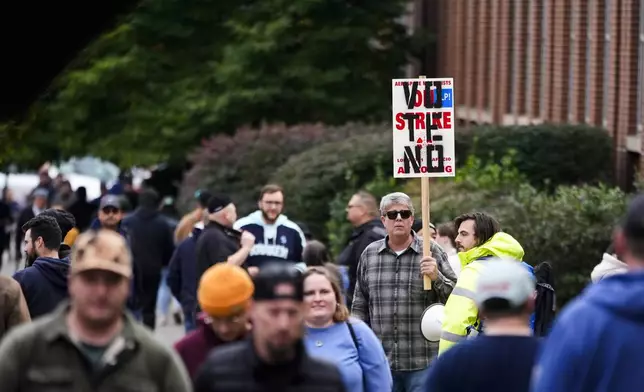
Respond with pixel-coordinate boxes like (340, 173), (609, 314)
(622, 193), (644, 239)
(475, 259), (535, 311)
(71, 230), (132, 278)
(253, 262), (304, 302)
(195, 189), (213, 208)
(33, 188), (49, 198)
(198, 263), (254, 317)
(100, 195), (122, 209)
(207, 193), (232, 214)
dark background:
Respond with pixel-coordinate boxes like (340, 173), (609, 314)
(0, 0), (139, 122)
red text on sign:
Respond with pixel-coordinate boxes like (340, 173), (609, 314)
(395, 111), (452, 131)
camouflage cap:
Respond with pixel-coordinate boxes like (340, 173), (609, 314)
(71, 230), (132, 278)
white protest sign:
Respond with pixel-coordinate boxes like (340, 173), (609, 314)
(392, 78), (455, 178)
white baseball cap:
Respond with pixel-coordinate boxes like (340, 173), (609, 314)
(475, 259), (536, 310)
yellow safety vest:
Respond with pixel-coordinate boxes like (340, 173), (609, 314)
(438, 232), (525, 355)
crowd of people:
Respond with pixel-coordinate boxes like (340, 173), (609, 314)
(0, 167), (642, 392)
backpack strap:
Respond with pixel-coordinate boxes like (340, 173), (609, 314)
(346, 320), (367, 389)
(346, 321), (359, 350)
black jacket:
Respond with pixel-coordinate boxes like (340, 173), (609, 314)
(122, 207), (175, 275)
(193, 338), (346, 392)
(336, 218), (386, 306)
(195, 222), (241, 281)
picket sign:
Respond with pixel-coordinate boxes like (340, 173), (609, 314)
(391, 75), (455, 290)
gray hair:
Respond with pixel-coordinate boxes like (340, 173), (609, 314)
(379, 192), (415, 216)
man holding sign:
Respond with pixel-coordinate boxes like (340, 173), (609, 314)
(351, 192), (456, 392)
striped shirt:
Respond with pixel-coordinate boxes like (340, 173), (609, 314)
(351, 234), (456, 371)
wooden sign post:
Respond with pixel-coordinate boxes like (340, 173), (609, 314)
(391, 75), (456, 290)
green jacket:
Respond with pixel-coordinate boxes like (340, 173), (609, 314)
(0, 302), (192, 392)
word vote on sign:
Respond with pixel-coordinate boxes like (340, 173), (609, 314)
(391, 78), (455, 178)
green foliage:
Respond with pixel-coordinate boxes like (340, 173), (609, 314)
(505, 184), (627, 304)
(325, 167), (403, 256)
(455, 124), (614, 190)
(6, 0), (414, 167)
(271, 126), (394, 240)
(178, 122), (388, 218)
(406, 151), (528, 224)
(407, 153), (628, 305)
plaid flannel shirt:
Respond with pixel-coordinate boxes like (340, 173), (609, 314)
(351, 234), (456, 371)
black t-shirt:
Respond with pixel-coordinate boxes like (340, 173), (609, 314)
(425, 335), (540, 392)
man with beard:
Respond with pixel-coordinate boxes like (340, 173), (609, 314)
(194, 262), (346, 392)
(439, 212), (526, 355)
(12, 215), (69, 319)
(90, 195), (126, 232)
(234, 184), (307, 269)
(15, 188), (48, 264)
(0, 230), (191, 391)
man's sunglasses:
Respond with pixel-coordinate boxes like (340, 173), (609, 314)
(385, 210), (413, 220)
(101, 207), (120, 215)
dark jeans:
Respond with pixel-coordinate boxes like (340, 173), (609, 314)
(140, 271), (161, 330)
(184, 309), (197, 333)
(392, 369), (428, 392)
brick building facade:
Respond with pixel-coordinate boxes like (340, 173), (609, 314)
(406, 0), (644, 189)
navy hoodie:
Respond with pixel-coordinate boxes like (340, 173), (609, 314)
(13, 257), (70, 319)
(168, 224), (203, 316)
(533, 271), (644, 392)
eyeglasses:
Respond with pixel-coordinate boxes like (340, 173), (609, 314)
(385, 210), (413, 220)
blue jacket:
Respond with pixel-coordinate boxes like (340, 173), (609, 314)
(233, 211), (306, 268)
(168, 224), (203, 315)
(532, 271), (644, 392)
(13, 257), (69, 319)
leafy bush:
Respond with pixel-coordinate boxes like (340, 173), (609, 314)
(178, 123), (388, 216)
(455, 124), (614, 190)
(271, 126), (394, 240)
(405, 153), (628, 305)
(325, 167), (403, 257)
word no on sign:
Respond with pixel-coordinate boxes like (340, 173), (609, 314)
(391, 78), (455, 178)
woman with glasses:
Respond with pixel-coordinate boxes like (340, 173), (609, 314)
(303, 266), (392, 392)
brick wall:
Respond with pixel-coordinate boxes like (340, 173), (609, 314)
(587, 0), (606, 126)
(426, 0), (644, 188)
(570, 0), (589, 123)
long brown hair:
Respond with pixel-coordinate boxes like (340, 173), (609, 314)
(303, 266), (350, 322)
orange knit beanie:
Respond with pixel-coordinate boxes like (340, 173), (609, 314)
(198, 263), (254, 317)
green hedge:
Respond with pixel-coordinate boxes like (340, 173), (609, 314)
(455, 124), (614, 190)
(178, 123), (388, 215)
(325, 167), (403, 256)
(419, 154), (628, 306)
(271, 127), (394, 240)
